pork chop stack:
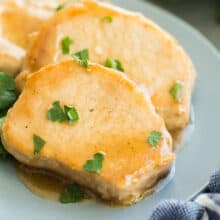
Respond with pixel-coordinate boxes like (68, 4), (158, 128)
(17, 0), (196, 131)
(2, 61), (174, 205)
(0, 0), (196, 206)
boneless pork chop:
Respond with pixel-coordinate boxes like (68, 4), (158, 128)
(0, 0), (56, 49)
(0, 38), (25, 75)
(17, 0), (196, 131)
(0, 0), (78, 74)
(2, 60), (174, 205)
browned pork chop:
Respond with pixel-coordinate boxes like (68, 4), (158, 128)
(17, 0), (196, 131)
(2, 60), (174, 205)
(0, 38), (25, 75)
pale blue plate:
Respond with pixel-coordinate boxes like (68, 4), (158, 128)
(1, 0), (220, 219)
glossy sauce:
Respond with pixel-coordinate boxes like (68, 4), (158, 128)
(15, 112), (194, 203)
(16, 164), (70, 201)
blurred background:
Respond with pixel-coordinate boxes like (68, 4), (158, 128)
(147, 0), (220, 50)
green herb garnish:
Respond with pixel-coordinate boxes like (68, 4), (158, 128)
(83, 152), (105, 173)
(71, 49), (89, 68)
(64, 105), (79, 124)
(74, 49), (89, 60)
(61, 36), (73, 55)
(33, 135), (46, 155)
(56, 4), (64, 12)
(0, 72), (16, 110)
(148, 131), (162, 148)
(170, 81), (183, 101)
(48, 101), (79, 124)
(48, 101), (67, 122)
(0, 140), (8, 160)
(105, 58), (124, 72)
(72, 56), (89, 68)
(101, 16), (113, 23)
(60, 184), (83, 203)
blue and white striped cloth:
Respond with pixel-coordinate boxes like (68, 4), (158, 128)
(150, 169), (220, 220)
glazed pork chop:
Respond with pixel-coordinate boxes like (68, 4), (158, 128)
(0, 0), (56, 50)
(0, 0), (56, 74)
(0, 0), (84, 50)
(0, 0), (76, 74)
(0, 38), (25, 76)
(18, 0), (196, 131)
(2, 60), (174, 205)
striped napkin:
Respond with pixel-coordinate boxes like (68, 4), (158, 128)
(150, 169), (220, 220)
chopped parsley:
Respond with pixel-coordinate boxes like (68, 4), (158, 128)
(0, 140), (8, 160)
(170, 81), (183, 101)
(61, 36), (73, 55)
(72, 55), (89, 68)
(83, 152), (105, 173)
(64, 105), (79, 124)
(72, 49), (89, 69)
(72, 56), (89, 68)
(60, 184), (83, 203)
(148, 131), (162, 148)
(74, 49), (89, 60)
(56, 4), (64, 12)
(105, 58), (124, 72)
(0, 72), (16, 110)
(101, 15), (113, 23)
(48, 101), (67, 122)
(48, 101), (79, 124)
(33, 135), (46, 155)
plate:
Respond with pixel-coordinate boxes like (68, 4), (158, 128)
(1, 0), (220, 219)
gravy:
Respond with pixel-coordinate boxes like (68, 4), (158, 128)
(16, 163), (70, 201)
(15, 114), (194, 203)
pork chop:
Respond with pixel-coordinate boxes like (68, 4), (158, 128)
(2, 60), (174, 205)
(0, 0), (55, 75)
(18, 0), (196, 131)
(0, 0), (57, 50)
(0, 0), (79, 75)
(0, 38), (25, 76)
